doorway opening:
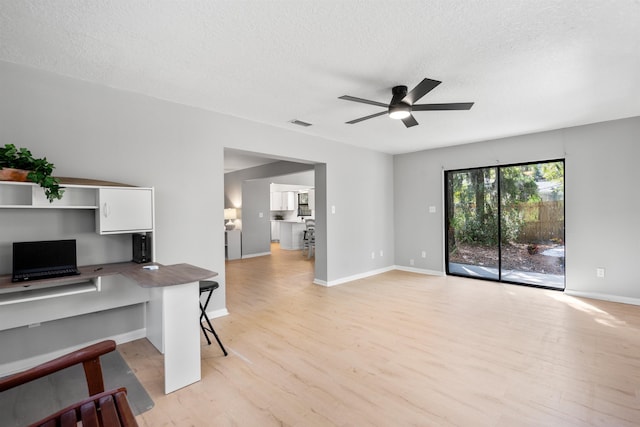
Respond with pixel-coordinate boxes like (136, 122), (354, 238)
(445, 159), (565, 289)
(223, 148), (326, 283)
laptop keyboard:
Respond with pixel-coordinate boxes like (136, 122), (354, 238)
(12, 268), (80, 282)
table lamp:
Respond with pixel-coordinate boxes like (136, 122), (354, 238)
(224, 208), (237, 230)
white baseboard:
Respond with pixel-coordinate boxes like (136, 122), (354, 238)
(313, 265), (444, 287)
(241, 252), (271, 259)
(205, 307), (230, 319)
(394, 265), (445, 276)
(564, 290), (640, 306)
(0, 328), (147, 377)
(315, 266), (396, 287)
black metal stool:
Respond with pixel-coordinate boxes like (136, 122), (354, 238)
(199, 280), (228, 356)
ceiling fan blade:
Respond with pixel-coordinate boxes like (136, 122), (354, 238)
(346, 110), (388, 124)
(403, 78), (441, 105)
(402, 114), (419, 128)
(412, 102), (474, 111)
(339, 95), (388, 108)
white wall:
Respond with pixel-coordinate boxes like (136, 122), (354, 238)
(394, 116), (640, 304)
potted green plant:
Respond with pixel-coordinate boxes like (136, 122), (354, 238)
(0, 143), (64, 202)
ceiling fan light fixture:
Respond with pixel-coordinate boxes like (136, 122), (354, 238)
(340, 78), (473, 128)
(388, 103), (411, 120)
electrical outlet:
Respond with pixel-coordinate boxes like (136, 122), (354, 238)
(421, 251), (426, 258)
(380, 250), (384, 257)
(259, 212), (263, 218)
(429, 206), (436, 213)
(331, 205), (336, 214)
(409, 259), (415, 266)
(596, 268), (605, 278)
(371, 252), (375, 259)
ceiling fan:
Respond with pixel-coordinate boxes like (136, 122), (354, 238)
(338, 78), (474, 128)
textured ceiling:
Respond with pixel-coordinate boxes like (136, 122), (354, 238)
(1, 0), (640, 155)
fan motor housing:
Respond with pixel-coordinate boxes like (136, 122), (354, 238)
(392, 85), (408, 96)
(391, 85), (408, 105)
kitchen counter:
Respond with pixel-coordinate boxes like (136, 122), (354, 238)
(279, 221), (307, 250)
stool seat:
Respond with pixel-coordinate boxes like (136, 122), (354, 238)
(200, 280), (219, 292)
(199, 280), (227, 356)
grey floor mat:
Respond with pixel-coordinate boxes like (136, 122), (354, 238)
(0, 350), (153, 426)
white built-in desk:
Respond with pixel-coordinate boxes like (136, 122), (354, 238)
(0, 262), (217, 394)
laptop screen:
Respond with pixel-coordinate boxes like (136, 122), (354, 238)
(12, 239), (79, 281)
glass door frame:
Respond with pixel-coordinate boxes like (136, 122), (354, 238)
(444, 159), (565, 290)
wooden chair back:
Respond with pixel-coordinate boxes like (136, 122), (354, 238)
(0, 340), (139, 427)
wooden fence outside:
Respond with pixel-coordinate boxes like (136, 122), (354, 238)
(517, 200), (564, 242)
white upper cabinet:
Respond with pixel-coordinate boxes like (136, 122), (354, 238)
(270, 191), (294, 210)
(308, 189), (315, 211)
(270, 191), (282, 210)
(282, 191), (295, 210)
(96, 187), (154, 234)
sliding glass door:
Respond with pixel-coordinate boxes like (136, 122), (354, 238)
(446, 160), (564, 289)
(446, 167), (499, 280)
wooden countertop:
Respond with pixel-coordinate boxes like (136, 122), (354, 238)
(121, 263), (217, 287)
(0, 262), (217, 291)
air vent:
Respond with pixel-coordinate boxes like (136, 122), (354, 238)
(290, 119), (312, 127)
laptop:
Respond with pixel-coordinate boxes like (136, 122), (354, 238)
(12, 239), (81, 282)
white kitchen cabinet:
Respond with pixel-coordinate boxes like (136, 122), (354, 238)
(270, 191), (295, 210)
(282, 192), (295, 210)
(308, 189), (315, 211)
(271, 220), (281, 242)
(270, 191), (281, 210)
(96, 187), (154, 234)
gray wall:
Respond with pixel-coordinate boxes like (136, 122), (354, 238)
(394, 116), (640, 303)
(240, 170), (316, 259)
(0, 305), (144, 365)
(0, 60), (395, 302)
(241, 179), (271, 256)
(270, 170), (314, 187)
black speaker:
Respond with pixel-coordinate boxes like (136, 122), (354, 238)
(132, 233), (151, 263)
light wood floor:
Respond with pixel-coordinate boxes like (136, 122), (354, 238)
(119, 244), (640, 426)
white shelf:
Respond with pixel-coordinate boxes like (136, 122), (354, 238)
(0, 205), (97, 209)
(0, 180), (99, 209)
